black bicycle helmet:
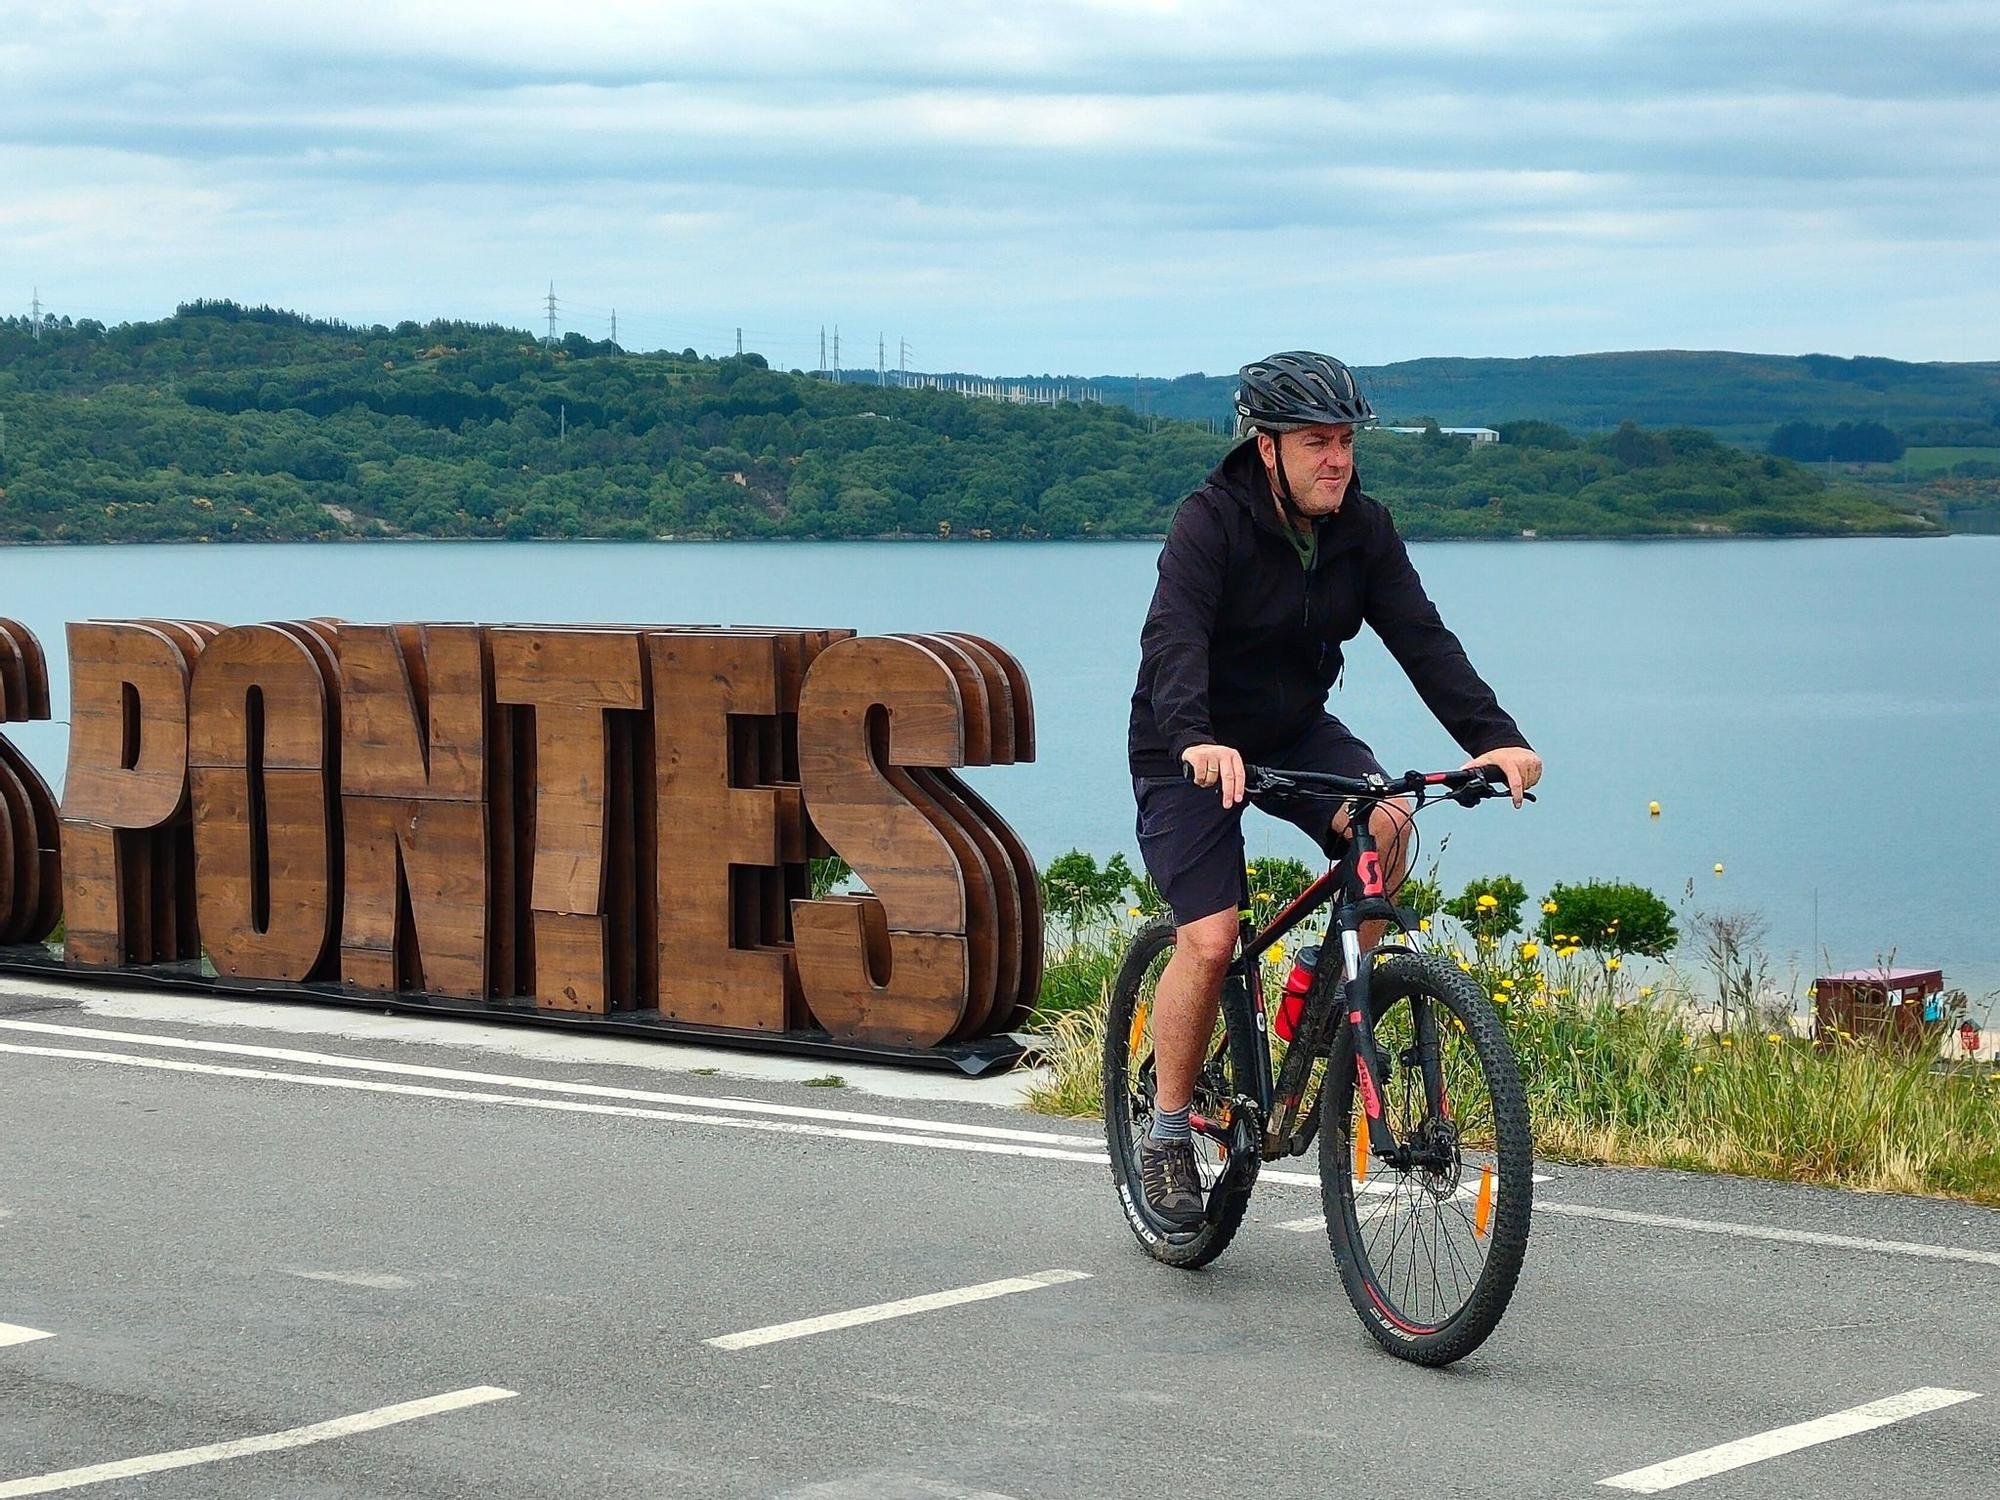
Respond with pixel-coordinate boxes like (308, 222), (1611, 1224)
(1234, 351), (1376, 437)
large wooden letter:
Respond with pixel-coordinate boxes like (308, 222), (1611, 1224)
(60, 622), (195, 966)
(339, 624), (489, 997)
(648, 632), (797, 1031)
(189, 624), (338, 981)
(0, 620), (61, 942)
(791, 636), (974, 1046)
(490, 629), (646, 1013)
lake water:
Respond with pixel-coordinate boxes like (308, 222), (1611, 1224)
(2, 536), (1994, 1002)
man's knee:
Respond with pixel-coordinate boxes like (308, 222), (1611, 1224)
(1372, 797), (1415, 876)
(1174, 908), (1237, 970)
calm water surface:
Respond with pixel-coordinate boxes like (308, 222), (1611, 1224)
(2, 536), (1994, 999)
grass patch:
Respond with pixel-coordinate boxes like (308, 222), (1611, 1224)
(802, 1073), (847, 1089)
(1024, 912), (2000, 1206)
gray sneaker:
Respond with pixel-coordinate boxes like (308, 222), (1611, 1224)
(1138, 1135), (1206, 1231)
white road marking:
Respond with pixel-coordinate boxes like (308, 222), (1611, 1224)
(276, 1268), (414, 1290)
(0, 1384), (516, 1497)
(7, 1032), (1996, 1274)
(0, 1018), (1090, 1149)
(708, 1269), (1090, 1351)
(1537, 1202), (2000, 1270)
(0, 1042), (1108, 1164)
(0, 1323), (53, 1348)
(1596, 1386), (1981, 1493)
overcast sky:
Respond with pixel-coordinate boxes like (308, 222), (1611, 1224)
(3, 1), (1995, 373)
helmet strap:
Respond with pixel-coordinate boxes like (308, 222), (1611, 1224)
(1264, 429), (1311, 529)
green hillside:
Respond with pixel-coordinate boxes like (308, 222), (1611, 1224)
(0, 304), (1932, 543)
(1069, 352), (2000, 445)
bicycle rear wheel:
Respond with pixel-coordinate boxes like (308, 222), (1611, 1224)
(1319, 952), (1532, 1365)
(1103, 916), (1259, 1269)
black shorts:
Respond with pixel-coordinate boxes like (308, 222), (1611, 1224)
(1132, 716), (1387, 927)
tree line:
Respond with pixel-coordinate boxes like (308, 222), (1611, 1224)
(0, 304), (1926, 544)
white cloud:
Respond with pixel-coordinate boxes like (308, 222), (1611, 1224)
(1, 1), (1994, 365)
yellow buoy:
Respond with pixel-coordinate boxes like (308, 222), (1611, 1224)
(1648, 800), (1661, 816)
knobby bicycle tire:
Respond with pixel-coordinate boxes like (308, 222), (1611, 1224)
(1103, 916), (1259, 1269)
(1318, 952), (1533, 1365)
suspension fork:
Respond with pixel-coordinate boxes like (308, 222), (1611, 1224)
(1336, 812), (1407, 1159)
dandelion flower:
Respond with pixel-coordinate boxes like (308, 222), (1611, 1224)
(1457, 960), (1472, 972)
(1605, 957), (1622, 972)
(1532, 996), (1549, 1009)
(1638, 985), (1655, 999)
(1519, 942), (1540, 961)
(1477, 894), (1499, 910)
(1542, 900), (1559, 914)
(1270, 943), (1286, 966)
(1692, 1064), (1706, 1076)
(1245, 864), (1259, 876)
(1419, 918), (1431, 932)
(1766, 1032), (1783, 1044)
(1127, 906), (1141, 917)
(1721, 1036), (1734, 1047)
(1255, 891), (1273, 903)
(1499, 978), (1515, 989)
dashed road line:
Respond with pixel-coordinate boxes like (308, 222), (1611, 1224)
(0, 1323), (53, 1349)
(1596, 1386), (1982, 1492)
(0, 1384), (517, 1497)
(707, 1269), (1091, 1351)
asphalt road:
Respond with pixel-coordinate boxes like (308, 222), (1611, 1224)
(1, 981), (1995, 1498)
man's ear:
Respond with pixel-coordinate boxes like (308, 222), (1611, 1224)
(1254, 431), (1276, 472)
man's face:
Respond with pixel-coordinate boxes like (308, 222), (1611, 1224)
(1259, 423), (1357, 518)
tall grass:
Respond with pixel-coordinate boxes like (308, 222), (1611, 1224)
(1024, 909), (2000, 1206)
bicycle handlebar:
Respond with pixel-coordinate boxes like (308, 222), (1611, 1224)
(1185, 760), (1534, 805)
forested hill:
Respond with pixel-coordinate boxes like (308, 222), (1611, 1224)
(1070, 352), (2000, 444)
(0, 304), (1928, 543)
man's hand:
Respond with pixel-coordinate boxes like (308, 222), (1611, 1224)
(1464, 746), (1543, 809)
(1181, 743), (1247, 808)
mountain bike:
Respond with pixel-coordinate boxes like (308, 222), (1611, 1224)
(1104, 763), (1535, 1366)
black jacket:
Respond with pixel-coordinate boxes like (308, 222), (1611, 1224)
(1127, 440), (1530, 777)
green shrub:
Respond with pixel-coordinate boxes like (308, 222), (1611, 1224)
(1539, 880), (1678, 956)
(1443, 874), (1527, 936)
(1247, 854), (1317, 911)
(1397, 875), (1445, 920)
(1040, 850), (1136, 934)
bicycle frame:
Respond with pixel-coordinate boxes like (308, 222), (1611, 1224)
(1189, 795), (1431, 1174)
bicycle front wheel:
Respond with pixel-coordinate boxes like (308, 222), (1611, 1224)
(1319, 952), (1532, 1365)
(1103, 916), (1259, 1269)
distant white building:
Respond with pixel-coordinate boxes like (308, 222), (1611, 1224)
(1382, 426), (1500, 443)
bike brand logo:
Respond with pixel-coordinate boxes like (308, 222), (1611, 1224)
(1357, 849), (1385, 896)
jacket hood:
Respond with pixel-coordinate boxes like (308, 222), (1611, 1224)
(1208, 437), (1368, 545)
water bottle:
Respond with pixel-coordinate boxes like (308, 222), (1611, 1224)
(1276, 942), (1321, 1043)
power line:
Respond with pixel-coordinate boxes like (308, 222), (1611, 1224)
(30, 287), (41, 341)
(609, 308), (617, 346)
(545, 282), (558, 344)
(736, 327), (743, 357)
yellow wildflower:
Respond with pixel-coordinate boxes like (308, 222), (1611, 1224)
(1519, 942), (1539, 961)
(1498, 978), (1515, 989)
(1605, 957), (1622, 972)
(1560, 945), (1581, 959)
(1255, 891), (1273, 903)
(1531, 995), (1548, 1009)
(1245, 864), (1259, 876)
(1270, 943), (1285, 966)
(1457, 960), (1472, 972)
(1692, 1064), (1706, 1076)
(1476, 894), (1499, 910)
(1721, 1036), (1734, 1047)
(1542, 900), (1559, 914)
(1419, 918), (1431, 932)
(1638, 985), (1654, 999)
(1766, 1032), (1782, 1044)
(1127, 906), (1141, 917)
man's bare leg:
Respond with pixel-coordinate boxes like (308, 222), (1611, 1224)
(1150, 907), (1239, 1113)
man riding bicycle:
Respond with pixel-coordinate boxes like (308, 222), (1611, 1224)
(1127, 350), (1543, 1231)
